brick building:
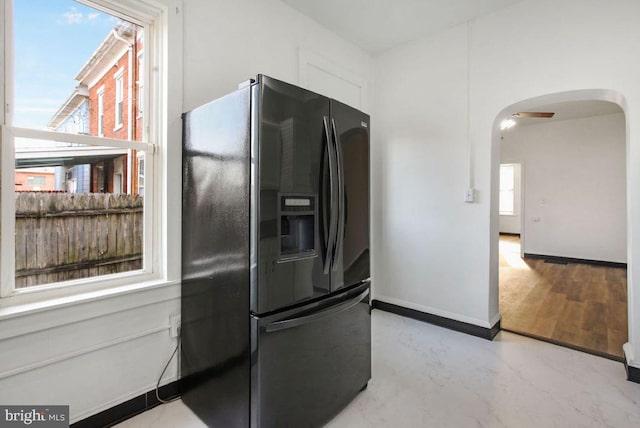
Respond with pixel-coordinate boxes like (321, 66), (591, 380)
(47, 21), (144, 195)
(14, 168), (56, 192)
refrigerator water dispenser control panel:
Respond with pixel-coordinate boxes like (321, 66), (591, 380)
(278, 194), (317, 261)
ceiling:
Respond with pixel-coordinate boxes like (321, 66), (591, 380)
(510, 101), (623, 127)
(281, 1), (624, 126)
(282, 0), (523, 53)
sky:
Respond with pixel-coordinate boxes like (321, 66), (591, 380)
(13, 0), (122, 130)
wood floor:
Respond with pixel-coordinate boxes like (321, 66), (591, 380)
(498, 234), (628, 360)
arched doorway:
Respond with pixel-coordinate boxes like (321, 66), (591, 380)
(491, 90), (629, 360)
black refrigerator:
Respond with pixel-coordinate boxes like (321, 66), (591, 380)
(181, 75), (371, 428)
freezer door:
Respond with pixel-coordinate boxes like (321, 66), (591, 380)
(330, 100), (370, 291)
(255, 75), (333, 313)
(251, 283), (371, 428)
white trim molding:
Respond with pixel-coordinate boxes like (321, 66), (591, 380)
(298, 47), (368, 112)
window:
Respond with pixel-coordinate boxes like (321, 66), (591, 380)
(137, 154), (145, 196)
(115, 69), (124, 129)
(27, 176), (46, 187)
(499, 164), (516, 215)
(97, 88), (105, 136)
(0, 0), (168, 301)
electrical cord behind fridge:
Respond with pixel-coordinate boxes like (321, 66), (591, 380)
(156, 338), (181, 404)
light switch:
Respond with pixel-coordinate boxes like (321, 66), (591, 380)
(464, 188), (475, 203)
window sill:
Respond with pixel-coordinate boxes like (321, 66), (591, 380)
(0, 278), (180, 340)
(114, 124), (123, 132)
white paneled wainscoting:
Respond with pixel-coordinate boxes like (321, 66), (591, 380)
(0, 283), (180, 424)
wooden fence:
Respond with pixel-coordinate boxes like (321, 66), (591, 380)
(15, 192), (143, 288)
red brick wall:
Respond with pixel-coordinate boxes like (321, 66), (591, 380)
(87, 34), (144, 195)
(89, 52), (130, 140)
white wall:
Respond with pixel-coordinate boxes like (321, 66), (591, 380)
(502, 114), (626, 262)
(498, 163), (521, 234)
(182, 0), (373, 112)
(0, 0), (372, 423)
(372, 23), (491, 326)
(372, 0), (640, 367)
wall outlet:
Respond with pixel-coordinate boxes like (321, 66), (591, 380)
(169, 315), (181, 338)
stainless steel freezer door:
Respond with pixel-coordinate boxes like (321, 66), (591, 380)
(250, 283), (371, 428)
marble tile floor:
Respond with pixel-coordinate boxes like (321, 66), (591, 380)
(115, 310), (640, 428)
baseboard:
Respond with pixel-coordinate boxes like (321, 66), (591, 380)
(71, 381), (180, 428)
(625, 365), (640, 383)
(371, 300), (501, 341)
(623, 347), (640, 384)
(523, 253), (627, 269)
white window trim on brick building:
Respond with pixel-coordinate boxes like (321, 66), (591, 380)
(137, 151), (145, 196)
(114, 67), (125, 130)
(137, 50), (144, 118)
(97, 86), (105, 136)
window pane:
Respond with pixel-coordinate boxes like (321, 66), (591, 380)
(136, 152), (145, 197)
(115, 75), (124, 127)
(499, 164), (516, 215)
(15, 137), (145, 287)
(499, 190), (514, 215)
(14, 0), (144, 143)
(12, 1), (148, 288)
(500, 164), (515, 191)
(98, 91), (104, 136)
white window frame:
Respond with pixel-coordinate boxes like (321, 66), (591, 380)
(114, 67), (124, 130)
(97, 86), (105, 136)
(0, 0), (174, 307)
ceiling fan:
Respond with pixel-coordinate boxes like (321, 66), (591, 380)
(501, 111), (555, 130)
(512, 112), (555, 118)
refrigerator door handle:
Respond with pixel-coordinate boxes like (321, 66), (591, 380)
(323, 116), (338, 274)
(264, 289), (369, 333)
(331, 118), (345, 271)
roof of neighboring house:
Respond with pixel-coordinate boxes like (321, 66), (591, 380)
(47, 86), (89, 130)
(47, 21), (137, 131)
(75, 21), (136, 87)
